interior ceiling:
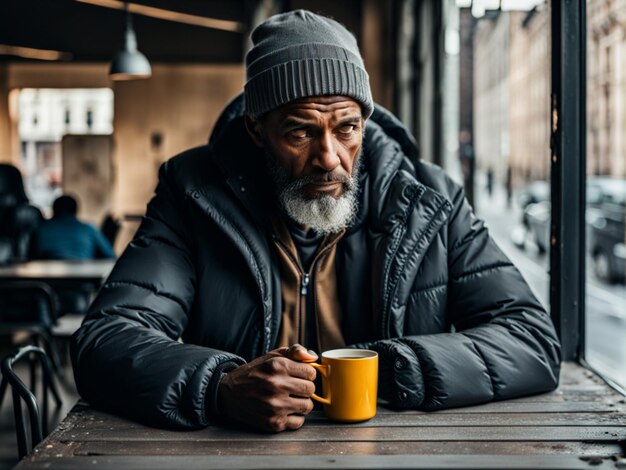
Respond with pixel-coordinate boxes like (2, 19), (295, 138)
(0, 0), (248, 63)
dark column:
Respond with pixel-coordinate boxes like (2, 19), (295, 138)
(458, 8), (476, 207)
(550, 0), (586, 361)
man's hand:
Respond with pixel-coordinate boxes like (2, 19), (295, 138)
(217, 344), (319, 432)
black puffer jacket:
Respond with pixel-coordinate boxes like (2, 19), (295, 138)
(71, 96), (561, 429)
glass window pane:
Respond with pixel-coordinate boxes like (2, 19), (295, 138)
(585, 0), (626, 390)
(17, 88), (114, 211)
(465, 4), (551, 313)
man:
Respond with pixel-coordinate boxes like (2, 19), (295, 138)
(71, 10), (560, 433)
(31, 195), (115, 260)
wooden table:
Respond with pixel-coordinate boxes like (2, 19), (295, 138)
(0, 260), (115, 284)
(15, 362), (626, 469)
(0, 259), (115, 319)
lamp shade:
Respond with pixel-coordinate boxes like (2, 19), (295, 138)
(109, 12), (151, 80)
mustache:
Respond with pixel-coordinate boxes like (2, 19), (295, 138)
(286, 172), (354, 193)
(295, 172), (352, 185)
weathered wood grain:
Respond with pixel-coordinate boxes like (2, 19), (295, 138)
(68, 440), (624, 457)
(59, 410), (626, 433)
(54, 424), (626, 442)
(14, 454), (624, 469)
(304, 412), (626, 426)
(377, 401), (623, 414)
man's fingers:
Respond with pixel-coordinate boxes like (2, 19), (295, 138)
(283, 377), (316, 398)
(263, 413), (306, 433)
(287, 396), (315, 416)
(274, 347), (290, 355)
(258, 393), (313, 416)
(262, 356), (317, 381)
(284, 414), (306, 430)
(286, 360), (317, 381)
(286, 344), (318, 363)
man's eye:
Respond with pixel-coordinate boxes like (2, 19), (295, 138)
(289, 129), (308, 139)
(337, 125), (356, 135)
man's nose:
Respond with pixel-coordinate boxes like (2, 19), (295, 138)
(312, 132), (341, 171)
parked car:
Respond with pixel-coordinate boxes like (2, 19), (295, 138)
(586, 177), (626, 283)
(517, 181), (550, 237)
(586, 177), (626, 208)
(515, 178), (626, 280)
(518, 180), (550, 210)
(521, 200), (551, 254)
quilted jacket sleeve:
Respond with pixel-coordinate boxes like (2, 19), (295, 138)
(70, 162), (245, 429)
(355, 187), (561, 410)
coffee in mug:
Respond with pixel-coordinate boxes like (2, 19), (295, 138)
(308, 348), (378, 422)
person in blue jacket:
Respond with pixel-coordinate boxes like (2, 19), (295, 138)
(32, 195), (115, 260)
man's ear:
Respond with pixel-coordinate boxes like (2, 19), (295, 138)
(244, 114), (264, 148)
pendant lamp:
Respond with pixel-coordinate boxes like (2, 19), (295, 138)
(109, 1), (151, 80)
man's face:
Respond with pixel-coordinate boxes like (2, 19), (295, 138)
(246, 96), (365, 233)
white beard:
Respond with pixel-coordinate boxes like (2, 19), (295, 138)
(266, 152), (361, 235)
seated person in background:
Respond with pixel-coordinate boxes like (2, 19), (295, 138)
(31, 195), (115, 260)
(31, 195), (116, 314)
(71, 10), (560, 433)
(0, 163), (42, 264)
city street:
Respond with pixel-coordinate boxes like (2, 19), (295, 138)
(473, 183), (626, 390)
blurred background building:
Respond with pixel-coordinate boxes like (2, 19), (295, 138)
(587, 0), (626, 178)
(473, 6), (551, 194)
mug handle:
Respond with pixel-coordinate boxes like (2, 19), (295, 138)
(308, 363), (331, 405)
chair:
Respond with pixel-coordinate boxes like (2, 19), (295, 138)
(0, 282), (64, 374)
(0, 346), (62, 459)
(100, 213), (121, 248)
(0, 164), (42, 265)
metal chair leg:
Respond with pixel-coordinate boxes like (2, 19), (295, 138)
(42, 350), (62, 408)
(11, 388), (29, 460)
(29, 352), (37, 398)
(2, 346), (60, 460)
(38, 331), (63, 376)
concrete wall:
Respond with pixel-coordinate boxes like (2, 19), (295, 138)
(111, 64), (244, 215)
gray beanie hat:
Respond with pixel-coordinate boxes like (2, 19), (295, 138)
(244, 10), (374, 120)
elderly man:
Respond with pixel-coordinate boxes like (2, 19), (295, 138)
(71, 10), (560, 432)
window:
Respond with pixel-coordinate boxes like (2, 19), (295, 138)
(585, 0), (626, 390)
(467, 4), (552, 311)
(17, 88), (113, 209)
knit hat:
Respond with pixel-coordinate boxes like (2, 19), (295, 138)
(244, 10), (374, 120)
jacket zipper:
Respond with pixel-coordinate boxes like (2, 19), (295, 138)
(274, 235), (338, 296)
(273, 235), (339, 346)
(273, 236), (307, 344)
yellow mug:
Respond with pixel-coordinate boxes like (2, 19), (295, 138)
(308, 348), (378, 422)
